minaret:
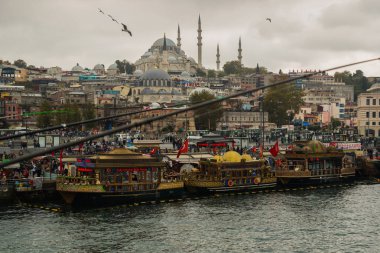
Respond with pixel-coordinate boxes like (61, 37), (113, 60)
(177, 24), (181, 50)
(197, 14), (202, 68)
(161, 33), (169, 72)
(216, 44), (220, 71)
(238, 37), (242, 64)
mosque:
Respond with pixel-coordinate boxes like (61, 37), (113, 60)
(134, 15), (243, 75)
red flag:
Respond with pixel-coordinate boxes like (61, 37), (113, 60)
(150, 147), (157, 155)
(252, 147), (257, 153)
(269, 140), (279, 157)
(78, 143), (84, 153)
(59, 149), (64, 173)
(177, 138), (189, 158)
(51, 151), (55, 157)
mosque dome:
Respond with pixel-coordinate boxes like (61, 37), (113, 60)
(189, 87), (215, 97)
(140, 69), (170, 80)
(108, 63), (118, 70)
(72, 63), (84, 72)
(241, 154), (253, 161)
(188, 57), (196, 64)
(181, 71), (191, 78)
(152, 37), (176, 47)
(168, 56), (177, 62)
(93, 64), (104, 70)
(142, 51), (152, 58)
(223, 151), (242, 162)
(133, 69), (143, 77)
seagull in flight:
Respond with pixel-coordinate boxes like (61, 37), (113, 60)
(266, 18), (272, 22)
(121, 23), (132, 36)
(98, 8), (104, 14)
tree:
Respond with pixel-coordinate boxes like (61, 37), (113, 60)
(223, 61), (242, 75)
(196, 68), (206, 77)
(207, 69), (216, 78)
(331, 117), (341, 130)
(81, 103), (96, 129)
(13, 59), (27, 68)
(263, 82), (305, 127)
(36, 100), (53, 128)
(115, 59), (136, 74)
(190, 90), (223, 130)
(334, 70), (370, 101)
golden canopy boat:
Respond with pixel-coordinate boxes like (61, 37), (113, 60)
(184, 151), (277, 194)
(56, 148), (184, 207)
(275, 140), (356, 186)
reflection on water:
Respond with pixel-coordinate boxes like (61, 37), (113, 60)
(0, 185), (379, 253)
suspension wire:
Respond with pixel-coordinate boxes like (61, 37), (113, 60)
(0, 101), (191, 141)
(1, 57), (379, 168)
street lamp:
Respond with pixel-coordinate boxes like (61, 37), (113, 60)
(259, 95), (264, 152)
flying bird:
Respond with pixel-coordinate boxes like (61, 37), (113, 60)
(98, 8), (104, 14)
(121, 23), (132, 36)
(266, 18), (272, 22)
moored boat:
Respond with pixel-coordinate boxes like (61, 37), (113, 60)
(275, 140), (356, 187)
(184, 151), (277, 194)
(56, 148), (185, 207)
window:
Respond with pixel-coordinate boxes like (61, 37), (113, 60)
(366, 112), (369, 118)
(373, 99), (377, 105)
(366, 122), (369, 125)
(373, 122), (376, 126)
(373, 112), (376, 118)
(366, 99), (370, 105)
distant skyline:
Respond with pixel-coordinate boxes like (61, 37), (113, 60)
(1, 0), (380, 76)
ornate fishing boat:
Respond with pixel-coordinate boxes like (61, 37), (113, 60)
(184, 151), (277, 194)
(275, 140), (356, 186)
(56, 148), (184, 207)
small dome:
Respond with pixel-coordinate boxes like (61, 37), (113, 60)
(188, 57), (196, 64)
(152, 37), (176, 48)
(223, 151), (242, 162)
(142, 51), (152, 58)
(108, 63), (118, 70)
(241, 154), (253, 161)
(306, 140), (327, 153)
(93, 64), (104, 70)
(213, 155), (224, 162)
(189, 87), (215, 97)
(168, 56), (177, 62)
(150, 102), (160, 108)
(367, 83), (380, 92)
(140, 69), (170, 80)
(181, 71), (190, 77)
(133, 69), (143, 77)
(72, 63), (83, 72)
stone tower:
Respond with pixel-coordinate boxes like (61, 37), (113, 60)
(197, 14), (202, 68)
(216, 44), (220, 71)
(238, 37), (242, 64)
(177, 24), (181, 50)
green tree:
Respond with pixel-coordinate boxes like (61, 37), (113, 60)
(223, 61), (242, 75)
(196, 68), (206, 77)
(36, 100), (53, 128)
(190, 90), (223, 130)
(331, 117), (341, 130)
(263, 82), (304, 127)
(81, 103), (96, 129)
(207, 69), (216, 78)
(13, 59), (27, 68)
(115, 60), (136, 74)
(334, 70), (370, 100)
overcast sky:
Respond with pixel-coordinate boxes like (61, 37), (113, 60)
(1, 0), (379, 76)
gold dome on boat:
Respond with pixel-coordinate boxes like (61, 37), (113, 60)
(213, 155), (224, 162)
(223, 151), (242, 162)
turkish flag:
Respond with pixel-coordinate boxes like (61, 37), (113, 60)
(177, 138), (189, 158)
(269, 140), (280, 157)
(150, 147), (157, 155)
(252, 147), (257, 153)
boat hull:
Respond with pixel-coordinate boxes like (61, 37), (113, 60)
(277, 174), (356, 187)
(58, 182), (185, 208)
